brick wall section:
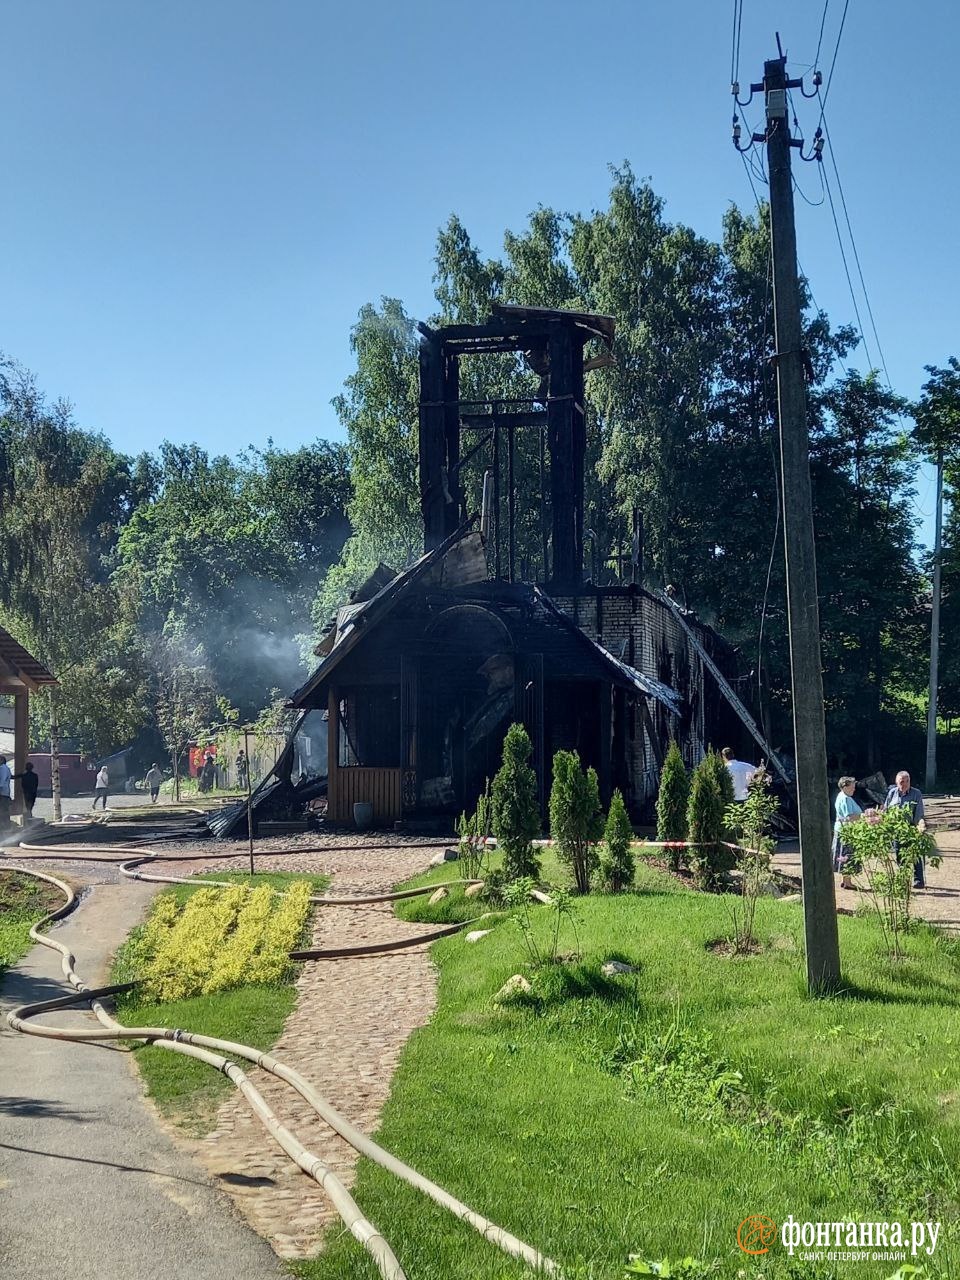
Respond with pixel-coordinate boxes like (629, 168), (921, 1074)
(553, 587), (719, 813)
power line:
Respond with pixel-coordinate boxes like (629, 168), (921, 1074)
(817, 0), (851, 128)
(818, 105), (892, 389)
(821, 160), (875, 372)
(814, 0), (831, 69)
(731, 0), (745, 86)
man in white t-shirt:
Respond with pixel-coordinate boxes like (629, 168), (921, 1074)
(722, 747), (756, 801)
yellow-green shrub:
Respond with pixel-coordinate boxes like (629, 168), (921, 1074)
(204, 885), (275, 993)
(136, 880), (313, 1002)
(247, 880), (313, 985)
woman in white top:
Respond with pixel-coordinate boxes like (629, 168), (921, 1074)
(92, 766), (109, 811)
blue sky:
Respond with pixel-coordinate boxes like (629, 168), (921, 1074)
(0, 0), (952, 534)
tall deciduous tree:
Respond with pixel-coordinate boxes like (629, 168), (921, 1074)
(0, 357), (152, 757)
(317, 299), (422, 621)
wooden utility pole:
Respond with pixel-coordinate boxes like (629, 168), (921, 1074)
(926, 448), (944, 791)
(763, 53), (841, 992)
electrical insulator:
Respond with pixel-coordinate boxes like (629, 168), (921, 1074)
(813, 134), (825, 158)
(733, 118), (742, 145)
(732, 80), (740, 97)
(813, 70), (823, 88)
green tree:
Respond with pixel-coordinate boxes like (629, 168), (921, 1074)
(0, 358), (151, 758)
(316, 299), (422, 621)
(118, 439), (349, 719)
(600, 789), (635, 893)
(491, 724), (541, 881)
(549, 749), (604, 894)
(686, 753), (728, 891)
(152, 631), (217, 801)
(656, 740), (690, 870)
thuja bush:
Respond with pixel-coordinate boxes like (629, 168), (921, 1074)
(686, 753), (728, 891)
(724, 767), (779, 952)
(491, 723), (541, 881)
(456, 779), (492, 881)
(656, 740), (689, 871)
(600, 788), (635, 892)
(706, 750), (735, 811)
(550, 749), (604, 894)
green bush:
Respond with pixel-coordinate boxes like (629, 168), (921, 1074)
(656, 740), (689, 870)
(705, 749), (735, 810)
(600, 789), (635, 892)
(491, 723), (541, 881)
(686, 752), (728, 891)
(550, 749), (604, 894)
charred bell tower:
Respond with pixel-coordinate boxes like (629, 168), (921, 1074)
(417, 304), (614, 589)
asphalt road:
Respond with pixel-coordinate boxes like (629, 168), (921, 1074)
(0, 873), (283, 1280)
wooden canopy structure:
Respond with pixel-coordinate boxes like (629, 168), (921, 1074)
(0, 627), (56, 812)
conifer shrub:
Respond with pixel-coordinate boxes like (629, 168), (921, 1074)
(600, 788), (635, 892)
(491, 723), (541, 881)
(686, 752), (728, 891)
(656, 740), (690, 871)
(550, 749), (604, 894)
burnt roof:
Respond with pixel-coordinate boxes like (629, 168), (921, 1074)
(288, 528), (686, 713)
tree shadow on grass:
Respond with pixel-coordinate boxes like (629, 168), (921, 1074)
(514, 959), (641, 1010)
(832, 977), (960, 1009)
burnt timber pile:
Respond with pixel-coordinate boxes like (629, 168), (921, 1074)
(216, 306), (764, 836)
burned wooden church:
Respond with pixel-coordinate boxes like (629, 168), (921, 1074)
(215, 305), (772, 837)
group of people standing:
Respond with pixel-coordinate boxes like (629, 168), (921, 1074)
(720, 749), (930, 892)
(0, 756), (39, 827)
(833, 770), (927, 890)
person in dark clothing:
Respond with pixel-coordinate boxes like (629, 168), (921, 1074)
(13, 762), (39, 821)
(199, 753), (216, 793)
(235, 750), (248, 790)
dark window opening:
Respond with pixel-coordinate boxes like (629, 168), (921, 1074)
(337, 685), (401, 768)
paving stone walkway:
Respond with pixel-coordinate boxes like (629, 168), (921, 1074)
(168, 835), (444, 1259)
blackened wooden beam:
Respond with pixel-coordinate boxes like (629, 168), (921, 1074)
(547, 322), (581, 587)
(419, 333), (448, 550)
(443, 352), (461, 533)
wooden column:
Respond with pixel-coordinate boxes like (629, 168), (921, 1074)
(13, 690), (28, 815)
(598, 683), (612, 804)
(443, 353), (461, 529)
(547, 323), (581, 588)
(418, 332), (448, 550)
(327, 687), (339, 818)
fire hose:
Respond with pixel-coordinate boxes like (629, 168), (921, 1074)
(2, 837), (560, 1278)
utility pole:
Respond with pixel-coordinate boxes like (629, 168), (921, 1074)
(926, 448), (944, 791)
(760, 51), (841, 992)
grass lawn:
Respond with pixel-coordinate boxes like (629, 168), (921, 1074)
(291, 852), (960, 1280)
(113, 869), (328, 1133)
(0, 870), (63, 976)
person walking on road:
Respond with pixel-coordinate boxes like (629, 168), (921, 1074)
(92, 765), (109, 811)
(832, 776), (862, 891)
(13, 761), (39, 822)
(883, 770), (927, 889)
(144, 763), (164, 804)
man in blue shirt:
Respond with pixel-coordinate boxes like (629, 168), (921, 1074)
(883, 770), (927, 888)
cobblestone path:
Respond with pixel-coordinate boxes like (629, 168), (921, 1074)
(171, 836), (443, 1259)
